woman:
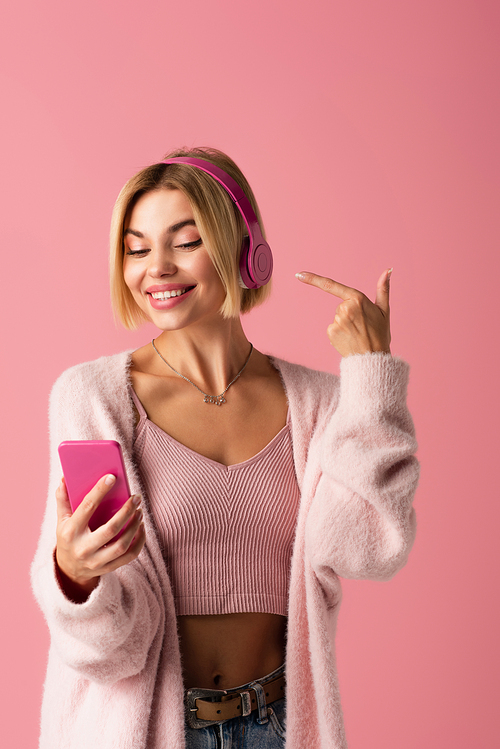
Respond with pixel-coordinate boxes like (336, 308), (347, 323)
(31, 147), (419, 749)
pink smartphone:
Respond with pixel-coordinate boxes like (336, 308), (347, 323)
(58, 440), (132, 533)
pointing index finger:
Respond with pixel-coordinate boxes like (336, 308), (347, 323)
(295, 271), (354, 300)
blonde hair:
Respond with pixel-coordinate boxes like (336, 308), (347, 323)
(110, 147), (272, 329)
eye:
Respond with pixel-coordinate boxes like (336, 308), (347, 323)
(175, 239), (203, 251)
(125, 248), (149, 256)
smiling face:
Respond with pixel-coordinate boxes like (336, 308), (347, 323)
(122, 188), (226, 331)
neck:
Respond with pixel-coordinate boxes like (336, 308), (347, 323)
(152, 316), (252, 395)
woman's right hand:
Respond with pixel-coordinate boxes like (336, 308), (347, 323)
(55, 475), (145, 602)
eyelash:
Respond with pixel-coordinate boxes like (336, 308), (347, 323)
(176, 239), (203, 250)
(125, 239), (202, 256)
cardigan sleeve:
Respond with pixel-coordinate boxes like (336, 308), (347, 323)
(30, 365), (162, 685)
(304, 352), (419, 581)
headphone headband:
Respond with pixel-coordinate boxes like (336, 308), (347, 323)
(159, 157), (273, 289)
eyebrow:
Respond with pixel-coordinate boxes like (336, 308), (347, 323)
(124, 219), (197, 238)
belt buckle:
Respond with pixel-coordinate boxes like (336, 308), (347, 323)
(239, 690), (252, 717)
(185, 686), (229, 730)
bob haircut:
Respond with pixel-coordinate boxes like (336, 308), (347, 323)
(110, 147), (272, 329)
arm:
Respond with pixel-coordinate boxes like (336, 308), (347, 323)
(304, 352), (419, 580)
(31, 365), (163, 684)
(296, 268), (419, 580)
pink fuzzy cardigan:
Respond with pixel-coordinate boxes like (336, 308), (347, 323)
(31, 350), (419, 748)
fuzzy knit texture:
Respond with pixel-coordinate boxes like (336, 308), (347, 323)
(31, 350), (419, 749)
(130, 385), (300, 616)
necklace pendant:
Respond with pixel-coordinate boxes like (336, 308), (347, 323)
(203, 394), (226, 405)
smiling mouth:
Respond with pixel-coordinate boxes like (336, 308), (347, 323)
(149, 286), (195, 300)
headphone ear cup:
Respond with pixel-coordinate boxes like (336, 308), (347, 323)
(238, 235), (252, 289)
(238, 236), (273, 289)
(252, 242), (273, 286)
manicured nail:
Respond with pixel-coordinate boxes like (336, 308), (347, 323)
(105, 474), (116, 486)
(132, 494), (142, 507)
(295, 272), (305, 281)
(387, 268), (393, 279)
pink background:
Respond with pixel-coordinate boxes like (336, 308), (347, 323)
(1, 1), (499, 746)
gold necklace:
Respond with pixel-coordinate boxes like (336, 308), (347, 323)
(151, 340), (254, 406)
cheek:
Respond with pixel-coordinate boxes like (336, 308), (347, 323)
(191, 256), (224, 296)
(122, 260), (139, 293)
(207, 270), (226, 302)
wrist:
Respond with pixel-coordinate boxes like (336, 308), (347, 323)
(54, 551), (100, 603)
(341, 348), (392, 357)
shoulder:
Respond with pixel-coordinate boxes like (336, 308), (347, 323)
(269, 355), (340, 420)
(270, 356), (338, 389)
(52, 350), (132, 394)
(50, 350), (133, 414)
(49, 350), (136, 439)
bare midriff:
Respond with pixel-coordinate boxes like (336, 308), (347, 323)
(178, 612), (287, 690)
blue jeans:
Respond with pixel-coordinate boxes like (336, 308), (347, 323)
(184, 664), (286, 748)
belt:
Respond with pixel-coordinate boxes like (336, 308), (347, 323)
(185, 673), (285, 729)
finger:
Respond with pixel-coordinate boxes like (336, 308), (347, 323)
(71, 474), (117, 529)
(98, 520), (146, 574)
(295, 271), (356, 301)
(99, 505), (144, 559)
(56, 477), (73, 522)
(375, 268), (392, 314)
(94, 494), (142, 547)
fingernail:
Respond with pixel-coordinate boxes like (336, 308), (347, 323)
(132, 494), (142, 507)
(295, 272), (305, 281)
(105, 474), (116, 486)
(387, 268), (393, 279)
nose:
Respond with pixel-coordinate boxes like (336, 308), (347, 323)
(147, 247), (177, 278)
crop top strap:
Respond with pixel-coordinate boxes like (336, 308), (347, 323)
(128, 384), (148, 428)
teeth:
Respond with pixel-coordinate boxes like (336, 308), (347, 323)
(151, 288), (189, 300)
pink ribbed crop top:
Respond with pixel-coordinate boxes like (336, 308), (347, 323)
(129, 386), (300, 616)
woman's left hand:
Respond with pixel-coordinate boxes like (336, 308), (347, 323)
(295, 268), (392, 357)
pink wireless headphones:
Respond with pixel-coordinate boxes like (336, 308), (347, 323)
(160, 157), (273, 289)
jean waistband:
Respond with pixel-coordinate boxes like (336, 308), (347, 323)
(184, 663), (286, 729)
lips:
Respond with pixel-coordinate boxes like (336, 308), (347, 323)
(150, 288), (191, 300)
(146, 285), (196, 310)
(146, 283), (195, 293)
